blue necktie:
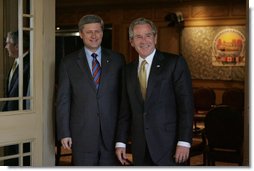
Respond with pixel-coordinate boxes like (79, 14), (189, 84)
(91, 53), (101, 89)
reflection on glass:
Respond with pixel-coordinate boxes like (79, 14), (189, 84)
(23, 142), (30, 153)
(1, 144), (19, 156)
(0, 142), (31, 166)
(23, 156), (30, 166)
(3, 158), (19, 166)
(1, 0), (32, 112)
(3, 144), (19, 166)
(0, 31), (30, 112)
(24, 99), (31, 110)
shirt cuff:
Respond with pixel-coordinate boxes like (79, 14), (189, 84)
(177, 141), (191, 148)
(115, 142), (126, 148)
(116, 142), (189, 148)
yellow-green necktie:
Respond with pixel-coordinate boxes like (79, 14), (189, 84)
(139, 60), (147, 100)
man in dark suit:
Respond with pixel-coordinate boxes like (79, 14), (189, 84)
(2, 31), (30, 111)
(116, 17), (194, 166)
(2, 31), (30, 166)
(56, 14), (125, 166)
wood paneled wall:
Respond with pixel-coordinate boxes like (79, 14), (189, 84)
(56, 0), (247, 102)
(56, 0), (246, 61)
(56, 1), (248, 165)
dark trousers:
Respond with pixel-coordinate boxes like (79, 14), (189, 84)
(72, 130), (119, 166)
(143, 146), (156, 166)
(134, 144), (156, 166)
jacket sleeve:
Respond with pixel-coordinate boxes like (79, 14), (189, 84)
(56, 58), (72, 141)
(173, 56), (194, 144)
(116, 64), (131, 145)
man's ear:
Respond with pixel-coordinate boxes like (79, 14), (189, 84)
(79, 31), (83, 39)
(130, 39), (134, 47)
(154, 34), (158, 45)
(14, 44), (19, 50)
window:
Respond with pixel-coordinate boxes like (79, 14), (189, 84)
(0, 141), (32, 166)
(0, 0), (33, 113)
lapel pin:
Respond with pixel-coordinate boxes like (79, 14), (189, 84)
(156, 65), (160, 68)
(107, 59), (110, 63)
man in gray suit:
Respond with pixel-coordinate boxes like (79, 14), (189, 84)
(116, 17), (194, 166)
(56, 14), (125, 166)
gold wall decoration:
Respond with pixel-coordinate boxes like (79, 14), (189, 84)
(181, 26), (245, 81)
(212, 28), (245, 66)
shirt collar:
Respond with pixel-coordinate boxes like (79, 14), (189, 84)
(84, 47), (102, 58)
(138, 49), (156, 66)
(15, 51), (29, 65)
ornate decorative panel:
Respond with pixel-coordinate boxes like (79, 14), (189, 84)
(181, 26), (246, 81)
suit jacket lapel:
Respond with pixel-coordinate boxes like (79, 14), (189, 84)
(98, 48), (112, 93)
(7, 54), (30, 94)
(130, 59), (144, 105)
(8, 68), (18, 94)
(76, 49), (96, 92)
(146, 51), (164, 102)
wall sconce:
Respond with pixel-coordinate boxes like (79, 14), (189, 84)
(175, 12), (184, 23)
(165, 12), (184, 27)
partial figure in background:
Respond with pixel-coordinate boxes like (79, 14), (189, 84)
(2, 31), (30, 166)
(1, 31), (30, 111)
(56, 14), (125, 166)
(116, 17), (194, 166)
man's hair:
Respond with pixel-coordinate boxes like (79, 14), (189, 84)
(78, 14), (104, 31)
(7, 31), (18, 45)
(7, 31), (30, 50)
(128, 17), (157, 39)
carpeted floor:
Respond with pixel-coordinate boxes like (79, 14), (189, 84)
(56, 120), (239, 166)
(56, 148), (238, 166)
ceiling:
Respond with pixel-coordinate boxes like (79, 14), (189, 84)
(56, 0), (189, 8)
(56, 0), (239, 10)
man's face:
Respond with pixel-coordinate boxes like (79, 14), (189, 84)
(5, 36), (18, 58)
(79, 23), (103, 52)
(130, 23), (157, 58)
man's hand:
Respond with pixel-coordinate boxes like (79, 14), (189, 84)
(174, 145), (190, 163)
(115, 147), (131, 165)
(61, 137), (72, 150)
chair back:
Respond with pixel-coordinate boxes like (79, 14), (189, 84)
(222, 89), (244, 112)
(205, 106), (243, 150)
(194, 88), (216, 112)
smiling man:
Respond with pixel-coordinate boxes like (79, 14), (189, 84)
(116, 17), (194, 166)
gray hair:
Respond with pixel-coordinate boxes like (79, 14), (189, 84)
(78, 14), (104, 31)
(7, 31), (18, 45)
(128, 17), (157, 39)
(7, 31), (29, 50)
